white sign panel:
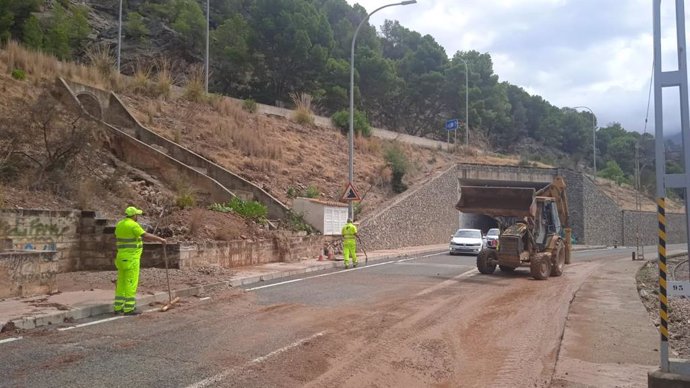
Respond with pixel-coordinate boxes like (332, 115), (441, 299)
(668, 281), (690, 297)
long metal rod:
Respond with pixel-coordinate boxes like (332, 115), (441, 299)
(117, 0), (122, 73)
(205, 0), (210, 93)
(677, 0), (690, 284)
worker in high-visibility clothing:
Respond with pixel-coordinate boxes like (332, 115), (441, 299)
(341, 218), (358, 269)
(114, 206), (166, 315)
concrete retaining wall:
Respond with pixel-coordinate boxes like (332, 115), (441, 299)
(581, 175), (624, 246)
(360, 166), (458, 251)
(622, 210), (687, 246)
(1, 208), (324, 276)
(0, 251), (58, 298)
(179, 235), (324, 268)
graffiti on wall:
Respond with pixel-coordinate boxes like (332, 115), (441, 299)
(1, 217), (71, 252)
(0, 218), (70, 238)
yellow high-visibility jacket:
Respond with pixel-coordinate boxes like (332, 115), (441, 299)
(114, 217), (146, 260)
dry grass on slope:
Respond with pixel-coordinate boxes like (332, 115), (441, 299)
(595, 178), (685, 213)
(121, 92), (458, 216)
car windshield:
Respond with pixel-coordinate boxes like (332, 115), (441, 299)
(487, 229), (499, 237)
(454, 230), (481, 238)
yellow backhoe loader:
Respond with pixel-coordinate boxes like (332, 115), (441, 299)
(455, 176), (572, 280)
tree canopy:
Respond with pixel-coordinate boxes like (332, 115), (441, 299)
(0, 0), (653, 188)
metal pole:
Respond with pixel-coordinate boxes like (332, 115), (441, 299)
(117, 0), (122, 73)
(461, 58), (469, 146)
(205, 0), (210, 93)
(349, 0), (417, 220)
(652, 0), (669, 372)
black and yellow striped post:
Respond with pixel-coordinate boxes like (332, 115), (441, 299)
(657, 197), (670, 369)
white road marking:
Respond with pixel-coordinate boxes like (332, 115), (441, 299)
(0, 336), (22, 344)
(246, 278), (304, 291)
(58, 316), (125, 331)
(186, 331), (326, 388)
(415, 268), (479, 297)
(395, 262), (470, 269)
(244, 251), (448, 292)
(246, 261), (397, 291)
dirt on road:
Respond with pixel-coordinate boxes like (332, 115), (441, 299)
(197, 261), (605, 387)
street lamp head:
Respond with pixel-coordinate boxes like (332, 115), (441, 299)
(400, 0), (417, 5)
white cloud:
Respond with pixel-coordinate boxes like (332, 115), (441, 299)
(346, 0), (690, 134)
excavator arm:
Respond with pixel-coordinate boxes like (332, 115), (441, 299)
(535, 176), (569, 228)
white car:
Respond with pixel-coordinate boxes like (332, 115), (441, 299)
(449, 228), (484, 255)
(485, 228), (500, 249)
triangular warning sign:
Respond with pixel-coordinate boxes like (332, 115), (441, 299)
(340, 182), (362, 202)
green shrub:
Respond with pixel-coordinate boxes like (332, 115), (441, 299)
(11, 68), (26, 80)
(384, 144), (409, 193)
(242, 99), (257, 113)
(305, 185), (319, 198)
(331, 109), (372, 137)
(209, 197), (268, 222)
(287, 187), (297, 198)
(176, 193), (196, 209)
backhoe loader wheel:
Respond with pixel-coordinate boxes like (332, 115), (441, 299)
(499, 265), (516, 273)
(550, 241), (566, 277)
(477, 249), (497, 275)
(530, 255), (552, 280)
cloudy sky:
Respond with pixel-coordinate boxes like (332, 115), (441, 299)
(346, 0), (687, 134)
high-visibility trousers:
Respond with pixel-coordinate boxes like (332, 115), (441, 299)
(114, 256), (140, 313)
(343, 240), (357, 266)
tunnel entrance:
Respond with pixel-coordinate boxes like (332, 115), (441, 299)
(457, 213), (498, 233)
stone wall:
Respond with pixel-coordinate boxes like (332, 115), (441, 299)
(621, 210), (687, 246)
(559, 170), (585, 243)
(179, 235), (324, 268)
(580, 174), (624, 245)
(360, 166), (458, 251)
(1, 208), (324, 275)
(0, 251), (58, 298)
(0, 209), (82, 272)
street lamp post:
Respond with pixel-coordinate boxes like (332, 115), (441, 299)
(205, 0), (210, 93)
(349, 0), (417, 220)
(458, 57), (469, 146)
(572, 106), (597, 176)
(117, 0), (122, 73)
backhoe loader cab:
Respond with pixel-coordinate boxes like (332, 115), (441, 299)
(455, 177), (571, 280)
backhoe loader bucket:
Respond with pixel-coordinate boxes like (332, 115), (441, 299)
(455, 186), (536, 218)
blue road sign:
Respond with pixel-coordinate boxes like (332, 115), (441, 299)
(445, 119), (459, 131)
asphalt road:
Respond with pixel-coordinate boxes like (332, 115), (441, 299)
(0, 245), (682, 388)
